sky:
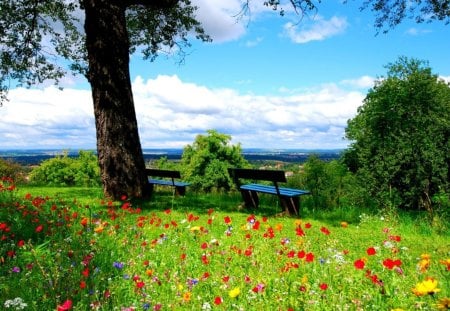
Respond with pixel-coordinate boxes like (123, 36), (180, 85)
(1, 0), (449, 150)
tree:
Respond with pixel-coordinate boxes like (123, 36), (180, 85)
(344, 57), (450, 211)
(180, 130), (249, 192)
(1, 1), (448, 199)
(358, 0), (450, 33)
(1, 0), (209, 199)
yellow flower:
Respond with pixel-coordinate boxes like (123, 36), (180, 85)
(190, 226), (201, 232)
(436, 297), (450, 310)
(229, 287), (240, 298)
(391, 309), (404, 311)
(418, 258), (431, 272)
(440, 258), (450, 270)
(340, 221), (348, 228)
(94, 225), (104, 233)
(412, 277), (441, 296)
(294, 219), (302, 227)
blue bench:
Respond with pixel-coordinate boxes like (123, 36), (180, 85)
(146, 169), (190, 196)
(228, 168), (310, 216)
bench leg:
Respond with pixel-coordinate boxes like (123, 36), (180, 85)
(279, 196), (300, 216)
(241, 190), (259, 208)
(175, 186), (186, 196)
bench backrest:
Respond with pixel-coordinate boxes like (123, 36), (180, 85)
(228, 168), (287, 183)
(146, 168), (181, 179)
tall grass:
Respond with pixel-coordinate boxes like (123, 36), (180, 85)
(1, 181), (449, 310)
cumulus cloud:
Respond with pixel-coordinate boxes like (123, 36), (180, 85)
(0, 75), (365, 150)
(340, 76), (375, 89)
(283, 15), (348, 43)
(191, 0), (247, 42)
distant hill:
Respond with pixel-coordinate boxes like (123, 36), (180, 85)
(0, 149), (343, 166)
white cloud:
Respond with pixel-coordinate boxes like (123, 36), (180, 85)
(0, 75), (366, 150)
(191, 0), (246, 42)
(340, 76), (375, 89)
(283, 15), (348, 43)
(405, 27), (432, 36)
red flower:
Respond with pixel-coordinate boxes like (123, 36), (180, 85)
(297, 250), (306, 259)
(214, 296), (223, 305)
(201, 242), (208, 249)
(35, 225), (43, 233)
(224, 216), (232, 224)
(296, 227), (305, 236)
(57, 299), (73, 311)
(354, 259), (365, 270)
(319, 283), (328, 290)
(389, 235), (401, 242)
(320, 227), (330, 235)
(382, 258), (402, 270)
(17, 240), (25, 247)
(82, 268), (89, 277)
(366, 247), (376, 256)
(305, 223), (312, 229)
(136, 281), (145, 289)
(305, 252), (314, 262)
(80, 281), (86, 289)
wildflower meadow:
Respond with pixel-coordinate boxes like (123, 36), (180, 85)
(1, 177), (449, 310)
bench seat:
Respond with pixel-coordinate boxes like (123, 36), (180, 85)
(240, 183), (310, 197)
(148, 179), (190, 188)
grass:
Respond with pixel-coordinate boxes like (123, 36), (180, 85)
(1, 180), (449, 310)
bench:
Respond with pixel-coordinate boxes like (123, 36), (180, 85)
(146, 168), (190, 196)
(228, 168), (310, 216)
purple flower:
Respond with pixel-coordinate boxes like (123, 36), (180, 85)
(113, 261), (124, 269)
(12, 266), (20, 273)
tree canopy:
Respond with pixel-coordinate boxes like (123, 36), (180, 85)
(344, 57), (450, 211)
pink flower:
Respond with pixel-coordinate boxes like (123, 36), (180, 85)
(57, 299), (73, 311)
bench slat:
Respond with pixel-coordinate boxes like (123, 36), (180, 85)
(241, 184), (310, 197)
(148, 179), (190, 187)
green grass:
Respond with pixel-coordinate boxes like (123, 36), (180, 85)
(1, 183), (449, 310)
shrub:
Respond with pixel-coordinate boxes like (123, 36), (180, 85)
(29, 150), (101, 186)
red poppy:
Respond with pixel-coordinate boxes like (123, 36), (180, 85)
(224, 216), (232, 224)
(297, 250), (306, 259)
(57, 299), (73, 311)
(35, 225), (43, 233)
(382, 258), (402, 270)
(80, 281), (86, 289)
(82, 268), (89, 277)
(305, 223), (312, 229)
(214, 297), (223, 305)
(367, 247), (376, 256)
(319, 283), (328, 290)
(320, 227), (330, 235)
(305, 252), (314, 262)
(354, 259), (365, 270)
(296, 227), (305, 236)
(136, 281), (145, 288)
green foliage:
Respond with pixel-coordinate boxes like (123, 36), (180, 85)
(345, 57), (450, 212)
(297, 155), (375, 212)
(0, 158), (27, 184)
(180, 130), (250, 192)
(29, 150), (100, 187)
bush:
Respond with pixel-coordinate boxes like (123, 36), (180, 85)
(0, 158), (27, 184)
(180, 130), (249, 192)
(29, 150), (101, 186)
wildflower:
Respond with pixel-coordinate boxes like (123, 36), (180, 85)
(11, 266), (20, 273)
(182, 292), (191, 302)
(4, 297), (28, 310)
(383, 258), (402, 270)
(354, 259), (365, 270)
(136, 281), (145, 289)
(305, 252), (314, 263)
(366, 247), (376, 256)
(229, 287), (240, 298)
(439, 258), (450, 271)
(436, 297), (450, 310)
(412, 277), (441, 296)
(224, 216), (232, 224)
(320, 227), (330, 235)
(57, 299), (73, 311)
(319, 283), (328, 290)
(214, 297), (223, 305)
(113, 262), (124, 269)
(418, 254), (431, 273)
(341, 221), (348, 228)
(252, 283), (265, 293)
(201, 302), (212, 310)
(35, 225), (43, 233)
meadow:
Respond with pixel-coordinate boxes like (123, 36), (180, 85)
(1, 177), (449, 310)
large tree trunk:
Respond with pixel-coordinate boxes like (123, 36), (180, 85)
(83, 0), (150, 199)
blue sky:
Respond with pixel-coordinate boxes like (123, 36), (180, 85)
(1, 0), (449, 150)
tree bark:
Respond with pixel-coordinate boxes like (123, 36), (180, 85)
(83, 0), (150, 199)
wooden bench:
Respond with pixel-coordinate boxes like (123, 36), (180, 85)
(228, 168), (310, 216)
(146, 168), (190, 196)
